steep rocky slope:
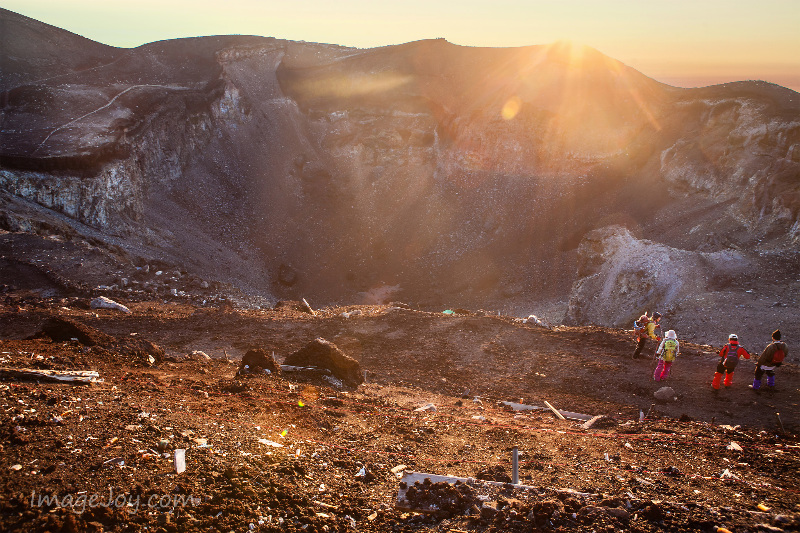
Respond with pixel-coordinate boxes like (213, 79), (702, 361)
(1, 8), (799, 343)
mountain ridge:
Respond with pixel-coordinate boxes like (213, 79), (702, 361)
(1, 8), (798, 344)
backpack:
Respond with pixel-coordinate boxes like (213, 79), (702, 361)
(772, 345), (786, 364)
(634, 315), (649, 336)
(662, 339), (678, 362)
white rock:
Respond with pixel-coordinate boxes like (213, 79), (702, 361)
(90, 296), (131, 313)
(191, 350), (211, 361)
(654, 386), (677, 401)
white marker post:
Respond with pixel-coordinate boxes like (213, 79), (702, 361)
(512, 447), (519, 485)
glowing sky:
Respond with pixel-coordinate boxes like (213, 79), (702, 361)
(4, 0), (799, 91)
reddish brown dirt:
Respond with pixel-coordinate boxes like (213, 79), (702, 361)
(1, 293), (799, 532)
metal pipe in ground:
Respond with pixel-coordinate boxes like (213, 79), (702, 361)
(512, 446), (519, 485)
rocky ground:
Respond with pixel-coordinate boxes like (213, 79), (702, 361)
(1, 272), (799, 532)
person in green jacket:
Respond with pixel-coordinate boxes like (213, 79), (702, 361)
(654, 329), (679, 381)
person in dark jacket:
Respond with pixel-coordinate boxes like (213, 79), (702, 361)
(750, 329), (788, 391)
(711, 334), (750, 390)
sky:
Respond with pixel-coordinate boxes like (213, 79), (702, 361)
(3, 0), (800, 92)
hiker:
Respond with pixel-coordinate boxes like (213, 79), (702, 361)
(654, 330), (679, 381)
(633, 312), (661, 359)
(750, 329), (788, 391)
(711, 334), (750, 390)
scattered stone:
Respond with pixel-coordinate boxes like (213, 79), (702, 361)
(641, 501), (663, 521)
(476, 465), (512, 483)
(522, 314), (551, 328)
(661, 465), (681, 476)
(189, 350), (212, 361)
(238, 348), (281, 375)
(605, 507), (630, 521)
(90, 296), (131, 313)
(414, 403), (437, 412)
(118, 337), (165, 365)
(654, 386), (677, 402)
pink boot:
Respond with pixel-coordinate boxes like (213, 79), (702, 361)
(653, 360), (664, 381)
(660, 361), (673, 381)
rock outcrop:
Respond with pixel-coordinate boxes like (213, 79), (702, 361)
(566, 225), (750, 327)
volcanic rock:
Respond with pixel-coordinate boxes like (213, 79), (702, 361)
(654, 386), (677, 402)
(90, 297), (131, 314)
(37, 317), (114, 346)
(239, 348), (281, 375)
(475, 465), (512, 483)
(283, 338), (363, 386)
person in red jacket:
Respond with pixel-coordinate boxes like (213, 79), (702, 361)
(711, 334), (750, 390)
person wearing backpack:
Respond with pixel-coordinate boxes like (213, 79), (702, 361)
(712, 334), (751, 390)
(750, 329), (788, 391)
(633, 312), (662, 359)
(653, 329), (679, 381)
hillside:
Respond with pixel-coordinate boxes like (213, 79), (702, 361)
(1, 8), (799, 347)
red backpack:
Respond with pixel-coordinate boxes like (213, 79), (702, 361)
(772, 345), (786, 364)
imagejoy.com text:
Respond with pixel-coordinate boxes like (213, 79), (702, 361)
(30, 488), (200, 514)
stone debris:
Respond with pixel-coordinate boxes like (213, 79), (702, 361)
(522, 314), (551, 328)
(189, 350), (211, 361)
(238, 348), (281, 375)
(90, 296), (131, 313)
(654, 386), (677, 401)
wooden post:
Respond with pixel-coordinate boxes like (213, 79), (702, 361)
(544, 400), (566, 420)
(776, 412), (786, 435)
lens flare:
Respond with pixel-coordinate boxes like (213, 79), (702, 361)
(502, 96), (521, 120)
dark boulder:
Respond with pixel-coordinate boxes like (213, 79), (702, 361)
(239, 348), (281, 375)
(283, 338), (363, 387)
(475, 465), (512, 483)
(36, 317), (114, 346)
